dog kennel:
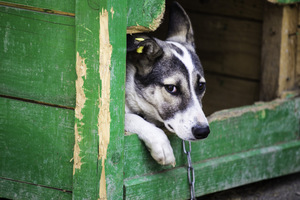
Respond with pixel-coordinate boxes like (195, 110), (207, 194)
(1, 0), (300, 199)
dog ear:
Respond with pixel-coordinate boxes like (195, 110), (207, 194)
(166, 2), (195, 47)
(127, 34), (163, 75)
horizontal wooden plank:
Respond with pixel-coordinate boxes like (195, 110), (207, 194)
(0, 0), (75, 14)
(127, 0), (165, 33)
(203, 73), (260, 115)
(0, 97), (74, 190)
(0, 6), (76, 107)
(0, 178), (72, 200)
(268, 0), (300, 4)
(124, 98), (300, 179)
(124, 140), (300, 199)
(170, 0), (264, 21)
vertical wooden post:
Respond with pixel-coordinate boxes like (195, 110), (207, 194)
(260, 2), (298, 101)
(73, 0), (126, 199)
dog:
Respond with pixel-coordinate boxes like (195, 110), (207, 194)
(125, 2), (210, 166)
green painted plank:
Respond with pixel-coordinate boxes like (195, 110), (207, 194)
(0, 0), (75, 13)
(124, 98), (300, 178)
(0, 178), (71, 200)
(0, 6), (76, 107)
(127, 0), (165, 33)
(72, 0), (126, 199)
(0, 97), (74, 191)
(124, 140), (300, 199)
(268, 0), (300, 3)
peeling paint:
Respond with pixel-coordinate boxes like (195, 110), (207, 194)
(110, 7), (114, 19)
(98, 8), (112, 200)
(75, 52), (87, 120)
(73, 123), (82, 175)
(208, 99), (285, 122)
(126, 3), (165, 34)
(73, 52), (87, 175)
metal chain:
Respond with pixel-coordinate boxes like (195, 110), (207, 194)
(182, 140), (196, 200)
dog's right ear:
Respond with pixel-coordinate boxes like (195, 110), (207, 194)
(127, 34), (163, 76)
(167, 2), (195, 47)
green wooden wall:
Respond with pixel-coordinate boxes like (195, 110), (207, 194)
(1, 0), (300, 200)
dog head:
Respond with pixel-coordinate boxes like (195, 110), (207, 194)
(126, 2), (210, 141)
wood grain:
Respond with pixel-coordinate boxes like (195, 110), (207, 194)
(260, 3), (298, 101)
(0, 0), (75, 13)
(0, 97), (74, 191)
(0, 6), (76, 107)
(0, 178), (72, 200)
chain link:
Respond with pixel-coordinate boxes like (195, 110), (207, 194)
(182, 140), (196, 200)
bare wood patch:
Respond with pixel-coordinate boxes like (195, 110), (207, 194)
(73, 52), (87, 175)
(98, 8), (112, 200)
(208, 99), (285, 122)
(75, 52), (87, 120)
(73, 123), (82, 175)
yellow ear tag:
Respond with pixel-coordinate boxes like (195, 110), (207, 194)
(135, 38), (145, 42)
(136, 46), (144, 53)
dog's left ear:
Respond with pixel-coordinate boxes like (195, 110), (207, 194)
(166, 2), (195, 47)
(127, 34), (163, 76)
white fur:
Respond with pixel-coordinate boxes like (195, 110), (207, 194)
(165, 41), (209, 140)
(125, 109), (176, 166)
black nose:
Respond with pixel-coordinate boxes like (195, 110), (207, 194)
(192, 125), (210, 139)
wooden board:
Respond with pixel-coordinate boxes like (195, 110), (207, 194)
(260, 3), (298, 101)
(0, 97), (74, 191)
(124, 98), (300, 178)
(124, 140), (300, 199)
(72, 0), (126, 199)
(268, 0), (300, 4)
(0, 6), (76, 107)
(0, 0), (75, 14)
(0, 178), (72, 200)
(124, 97), (300, 199)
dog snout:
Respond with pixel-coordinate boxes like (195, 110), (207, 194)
(192, 125), (210, 139)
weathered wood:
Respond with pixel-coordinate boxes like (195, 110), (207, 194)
(296, 7), (300, 87)
(0, 6), (76, 107)
(260, 3), (298, 101)
(127, 0), (165, 33)
(73, 0), (126, 199)
(124, 140), (300, 199)
(268, 0), (300, 4)
(203, 73), (259, 115)
(0, 97), (74, 191)
(0, 0), (75, 13)
(124, 97), (300, 178)
(0, 178), (72, 200)
(171, 0), (264, 21)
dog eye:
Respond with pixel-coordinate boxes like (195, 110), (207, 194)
(164, 85), (178, 95)
(199, 82), (206, 91)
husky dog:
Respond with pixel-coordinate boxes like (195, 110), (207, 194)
(125, 2), (210, 166)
